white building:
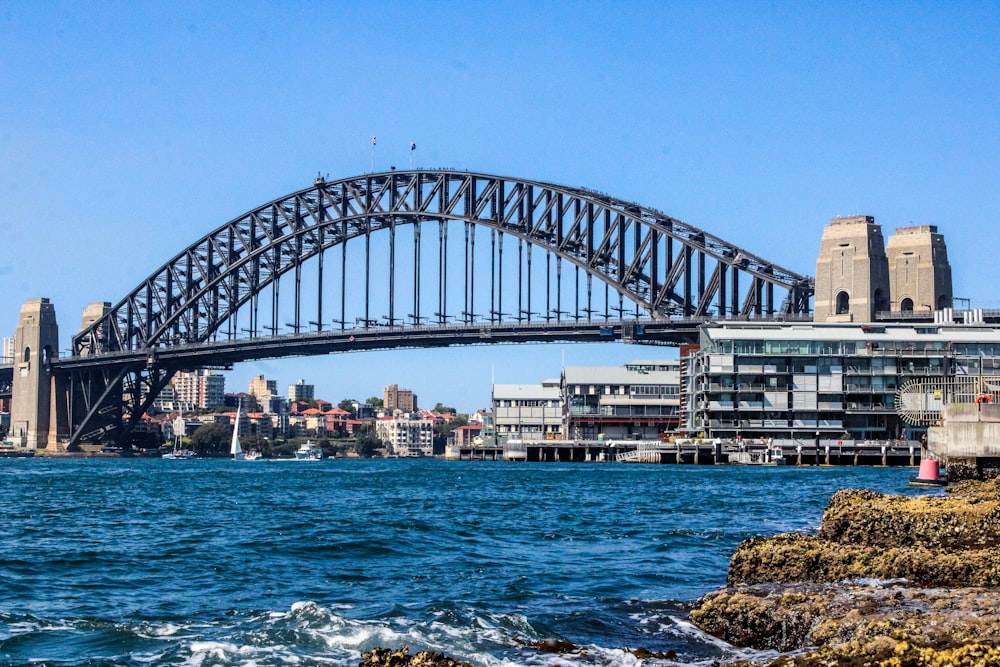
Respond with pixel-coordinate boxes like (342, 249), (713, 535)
(1, 336), (13, 365)
(375, 412), (434, 456)
(492, 379), (563, 444)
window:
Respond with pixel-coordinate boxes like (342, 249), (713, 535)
(836, 291), (850, 315)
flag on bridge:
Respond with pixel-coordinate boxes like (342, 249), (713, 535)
(410, 142), (416, 151)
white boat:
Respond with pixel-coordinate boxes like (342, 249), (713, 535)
(294, 441), (323, 460)
(162, 447), (195, 460)
(231, 401), (246, 461)
(244, 450), (263, 461)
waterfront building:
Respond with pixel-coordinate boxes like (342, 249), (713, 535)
(562, 361), (681, 441)
(375, 412), (434, 456)
(681, 321), (1000, 442)
(384, 384), (417, 412)
(492, 380), (563, 444)
(173, 370), (226, 409)
(288, 379), (314, 403)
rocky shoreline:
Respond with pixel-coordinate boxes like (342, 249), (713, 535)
(689, 478), (1000, 666)
(357, 480), (1000, 667)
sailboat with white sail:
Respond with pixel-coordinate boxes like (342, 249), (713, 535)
(231, 401), (246, 461)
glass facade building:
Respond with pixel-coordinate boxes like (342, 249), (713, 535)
(683, 322), (1000, 441)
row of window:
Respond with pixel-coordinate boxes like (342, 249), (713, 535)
(709, 339), (978, 356)
(494, 399), (560, 408)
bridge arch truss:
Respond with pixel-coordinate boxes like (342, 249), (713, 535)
(64, 169), (813, 447)
(75, 169), (812, 356)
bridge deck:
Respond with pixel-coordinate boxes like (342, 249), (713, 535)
(53, 317), (714, 370)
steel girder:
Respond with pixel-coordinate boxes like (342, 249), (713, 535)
(73, 170), (813, 356)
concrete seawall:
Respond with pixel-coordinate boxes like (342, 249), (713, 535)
(928, 403), (1000, 480)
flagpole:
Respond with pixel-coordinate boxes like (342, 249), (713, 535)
(409, 141), (415, 170)
(371, 136), (377, 172)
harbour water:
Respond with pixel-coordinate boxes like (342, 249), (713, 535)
(0, 458), (933, 666)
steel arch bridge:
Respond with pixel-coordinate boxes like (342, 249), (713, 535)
(57, 169), (813, 447)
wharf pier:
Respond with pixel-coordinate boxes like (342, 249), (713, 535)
(446, 438), (921, 466)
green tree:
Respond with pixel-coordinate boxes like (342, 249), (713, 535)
(338, 398), (358, 417)
(365, 396), (384, 407)
(189, 422), (233, 456)
(129, 430), (163, 452)
(433, 402), (456, 414)
(354, 425), (382, 458)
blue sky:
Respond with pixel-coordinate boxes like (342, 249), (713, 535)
(1, 2), (998, 411)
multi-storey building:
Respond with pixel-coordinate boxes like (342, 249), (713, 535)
(492, 380), (563, 444)
(375, 412), (434, 456)
(682, 321), (1000, 442)
(288, 379), (314, 403)
(173, 370), (226, 409)
(384, 384), (417, 412)
(249, 375), (278, 410)
(562, 360), (681, 440)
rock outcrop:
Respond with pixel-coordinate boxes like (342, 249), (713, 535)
(690, 479), (1000, 666)
(360, 646), (473, 667)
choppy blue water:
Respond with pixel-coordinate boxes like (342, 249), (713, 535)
(0, 459), (933, 666)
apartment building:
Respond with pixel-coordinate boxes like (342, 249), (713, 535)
(375, 412), (434, 456)
(682, 321), (1000, 442)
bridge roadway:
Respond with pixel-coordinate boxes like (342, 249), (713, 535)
(51, 316), (727, 372)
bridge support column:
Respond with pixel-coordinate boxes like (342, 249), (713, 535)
(11, 298), (61, 449)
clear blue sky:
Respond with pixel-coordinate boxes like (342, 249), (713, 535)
(2, 2), (998, 412)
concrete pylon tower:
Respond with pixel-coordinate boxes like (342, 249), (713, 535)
(885, 226), (952, 313)
(813, 216), (891, 322)
(77, 301), (112, 356)
(10, 298), (59, 449)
